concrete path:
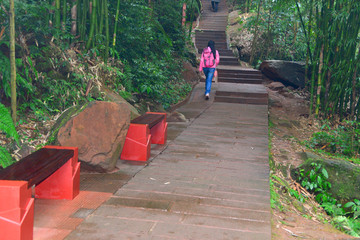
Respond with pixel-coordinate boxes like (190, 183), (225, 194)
(63, 81), (271, 239)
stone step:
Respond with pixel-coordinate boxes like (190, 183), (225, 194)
(195, 30), (226, 35)
(198, 49), (234, 56)
(218, 77), (262, 84)
(196, 39), (227, 44)
(218, 69), (262, 77)
(218, 72), (263, 79)
(216, 90), (268, 98)
(219, 61), (239, 66)
(198, 27), (229, 31)
(199, 25), (228, 29)
(196, 42), (227, 49)
(214, 96), (268, 105)
(195, 34), (226, 39)
(220, 57), (239, 64)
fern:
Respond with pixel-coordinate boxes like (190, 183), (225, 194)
(0, 103), (19, 168)
(0, 146), (14, 168)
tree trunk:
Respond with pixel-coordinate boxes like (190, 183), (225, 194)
(112, 0), (120, 58)
(188, 0), (195, 39)
(62, 0), (67, 30)
(55, 0), (61, 28)
(104, 0), (109, 62)
(71, 0), (77, 35)
(295, 0), (313, 63)
(86, 0), (96, 49)
(351, 60), (358, 119)
(182, 3), (186, 26)
(249, 0), (262, 65)
(9, 0), (16, 123)
(315, 44), (324, 117)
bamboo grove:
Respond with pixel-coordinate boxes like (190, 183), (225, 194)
(234, 0), (360, 120)
(0, 0), (202, 116)
(307, 0), (360, 120)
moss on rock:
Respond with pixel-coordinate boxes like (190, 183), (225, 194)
(292, 157), (360, 203)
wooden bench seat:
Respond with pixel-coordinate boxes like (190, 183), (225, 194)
(131, 113), (164, 128)
(121, 112), (167, 161)
(0, 146), (80, 240)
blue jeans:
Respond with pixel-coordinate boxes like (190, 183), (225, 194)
(211, 1), (219, 12)
(203, 68), (215, 95)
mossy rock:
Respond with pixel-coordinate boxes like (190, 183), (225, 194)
(100, 87), (140, 120)
(47, 103), (90, 145)
(291, 157), (360, 203)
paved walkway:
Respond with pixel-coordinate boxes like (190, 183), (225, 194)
(60, 81), (271, 239)
(33, 1), (271, 239)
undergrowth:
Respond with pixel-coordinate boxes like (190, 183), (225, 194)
(294, 162), (360, 237)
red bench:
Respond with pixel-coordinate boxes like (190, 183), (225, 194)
(0, 146), (80, 240)
(120, 112), (167, 161)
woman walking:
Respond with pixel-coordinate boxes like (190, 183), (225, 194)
(199, 40), (220, 100)
(211, 0), (220, 12)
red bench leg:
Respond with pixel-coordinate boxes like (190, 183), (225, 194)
(0, 180), (34, 240)
(120, 124), (151, 161)
(34, 146), (80, 200)
(147, 112), (167, 144)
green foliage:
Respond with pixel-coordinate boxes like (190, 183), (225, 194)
(295, 162), (360, 236)
(0, 103), (19, 168)
(269, 175), (285, 212)
(297, 163), (335, 205)
(289, 188), (306, 203)
(0, 48), (11, 98)
(344, 199), (360, 219)
(305, 121), (360, 158)
(332, 217), (360, 237)
(241, 0), (307, 63)
(107, 0), (192, 109)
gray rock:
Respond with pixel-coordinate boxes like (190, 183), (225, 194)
(268, 82), (285, 91)
(260, 60), (306, 88)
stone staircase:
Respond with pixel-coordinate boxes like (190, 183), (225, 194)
(195, 0), (268, 105)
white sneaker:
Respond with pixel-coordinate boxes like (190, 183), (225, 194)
(205, 93), (209, 100)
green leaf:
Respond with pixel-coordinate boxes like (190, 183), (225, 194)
(0, 146), (15, 168)
(322, 168), (329, 179)
(354, 210), (360, 219)
(317, 175), (323, 186)
(344, 202), (355, 208)
(0, 103), (19, 145)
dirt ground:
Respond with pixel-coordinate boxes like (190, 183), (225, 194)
(266, 79), (358, 240)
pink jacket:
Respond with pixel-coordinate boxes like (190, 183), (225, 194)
(199, 47), (220, 72)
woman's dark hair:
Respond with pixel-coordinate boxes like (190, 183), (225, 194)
(207, 40), (216, 59)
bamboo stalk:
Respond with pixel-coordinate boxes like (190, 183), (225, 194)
(112, 0), (120, 56)
(86, 0), (96, 49)
(9, 0), (16, 123)
(249, 0), (262, 66)
(104, 0), (109, 62)
(315, 44), (324, 117)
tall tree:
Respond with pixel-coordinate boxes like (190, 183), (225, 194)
(249, 0), (262, 65)
(9, 0), (16, 123)
(86, 0), (96, 49)
(55, 0), (61, 28)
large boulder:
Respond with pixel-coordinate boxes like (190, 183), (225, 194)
(55, 101), (130, 172)
(100, 87), (140, 120)
(292, 156), (360, 203)
(260, 60), (306, 88)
